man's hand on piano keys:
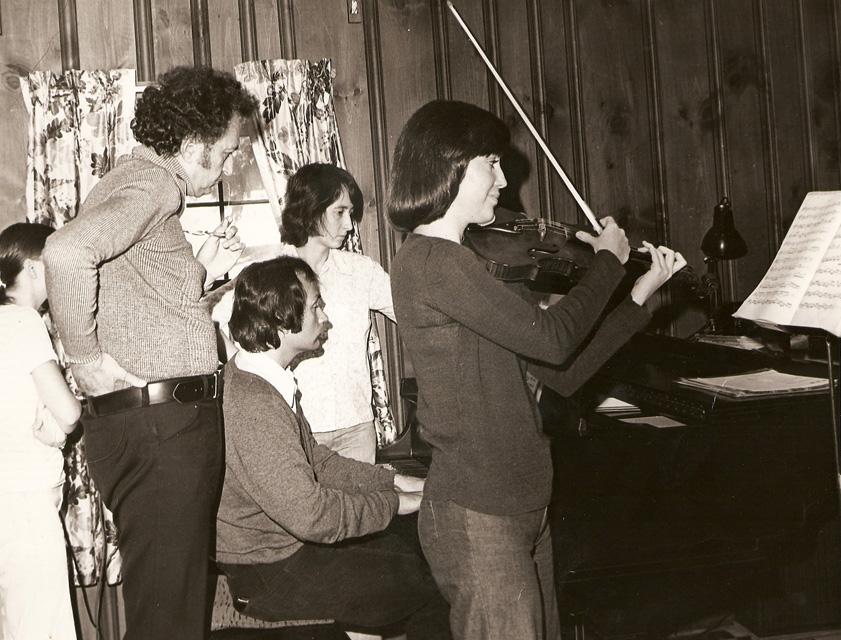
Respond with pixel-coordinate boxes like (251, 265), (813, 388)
(397, 491), (423, 515)
(394, 474), (425, 515)
(394, 473), (425, 494)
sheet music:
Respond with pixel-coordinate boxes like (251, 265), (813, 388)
(675, 368), (829, 398)
(594, 396), (639, 413)
(734, 191), (841, 337)
(618, 415), (686, 428)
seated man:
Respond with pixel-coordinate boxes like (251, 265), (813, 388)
(215, 256), (450, 640)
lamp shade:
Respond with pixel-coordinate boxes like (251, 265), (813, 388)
(701, 197), (747, 260)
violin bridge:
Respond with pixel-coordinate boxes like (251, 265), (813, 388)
(538, 219), (547, 242)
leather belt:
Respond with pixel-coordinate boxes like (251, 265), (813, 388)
(85, 371), (221, 418)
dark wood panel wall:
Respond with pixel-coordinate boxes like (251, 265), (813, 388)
(0, 1), (839, 636)
(0, 0), (839, 399)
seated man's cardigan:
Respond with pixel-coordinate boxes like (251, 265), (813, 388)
(216, 359), (400, 565)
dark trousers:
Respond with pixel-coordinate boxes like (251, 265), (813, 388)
(83, 398), (223, 640)
(219, 514), (452, 640)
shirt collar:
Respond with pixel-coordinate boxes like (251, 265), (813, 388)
(235, 349), (298, 410)
(323, 248), (338, 274)
(281, 244), (353, 277)
(128, 145), (195, 201)
(320, 247), (353, 276)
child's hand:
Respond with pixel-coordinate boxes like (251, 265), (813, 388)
(32, 402), (67, 449)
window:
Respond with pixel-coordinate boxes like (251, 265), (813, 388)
(180, 136), (282, 282)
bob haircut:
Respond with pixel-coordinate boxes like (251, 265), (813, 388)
(386, 100), (510, 232)
(131, 66), (257, 156)
(0, 222), (54, 306)
(228, 256), (318, 353)
(281, 163), (364, 247)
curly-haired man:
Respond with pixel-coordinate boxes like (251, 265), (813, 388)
(43, 66), (257, 640)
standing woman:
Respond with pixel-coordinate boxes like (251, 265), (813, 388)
(387, 100), (686, 640)
(215, 163), (395, 464)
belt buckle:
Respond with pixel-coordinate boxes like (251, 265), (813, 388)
(172, 377), (204, 403)
(207, 371), (220, 400)
(171, 372), (219, 403)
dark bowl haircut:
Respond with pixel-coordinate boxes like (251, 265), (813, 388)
(0, 223), (54, 305)
(281, 163), (364, 247)
(386, 100), (510, 232)
(228, 256), (318, 353)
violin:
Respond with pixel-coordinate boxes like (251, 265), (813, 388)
(463, 214), (703, 295)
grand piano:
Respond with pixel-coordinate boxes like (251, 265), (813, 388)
(380, 332), (840, 637)
(547, 332), (840, 636)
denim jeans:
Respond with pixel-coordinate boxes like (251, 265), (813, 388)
(83, 398), (223, 640)
(418, 499), (561, 640)
(219, 514), (451, 640)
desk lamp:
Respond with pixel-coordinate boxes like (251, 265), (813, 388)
(700, 197), (747, 332)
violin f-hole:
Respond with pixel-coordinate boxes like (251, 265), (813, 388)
(528, 244), (560, 259)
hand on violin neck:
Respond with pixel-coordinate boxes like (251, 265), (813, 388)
(574, 216), (630, 264)
(630, 241), (688, 306)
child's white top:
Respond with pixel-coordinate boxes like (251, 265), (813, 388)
(0, 304), (65, 493)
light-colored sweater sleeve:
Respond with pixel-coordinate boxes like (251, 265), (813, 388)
(42, 166), (182, 364)
(367, 258), (396, 322)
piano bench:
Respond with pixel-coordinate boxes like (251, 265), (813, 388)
(209, 572), (334, 632)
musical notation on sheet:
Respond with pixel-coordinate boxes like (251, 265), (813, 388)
(734, 191), (841, 336)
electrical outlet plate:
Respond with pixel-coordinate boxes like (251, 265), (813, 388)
(347, 0), (361, 23)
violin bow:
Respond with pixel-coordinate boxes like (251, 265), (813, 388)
(446, 1), (603, 234)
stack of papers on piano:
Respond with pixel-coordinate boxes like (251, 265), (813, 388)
(675, 368), (829, 398)
(594, 396), (639, 413)
(692, 334), (766, 351)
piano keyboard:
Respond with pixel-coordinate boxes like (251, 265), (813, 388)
(377, 378), (431, 478)
(380, 456), (429, 478)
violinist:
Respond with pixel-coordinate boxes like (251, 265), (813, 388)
(387, 99), (686, 640)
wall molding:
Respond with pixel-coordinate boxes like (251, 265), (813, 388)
(57, 0), (79, 70)
(527, 0), (551, 218)
(277, 0), (296, 60)
(238, 0), (258, 62)
(362, 0), (404, 429)
(133, 0), (154, 81)
(190, 0), (212, 66)
(482, 0), (502, 116)
(431, 0), (451, 100)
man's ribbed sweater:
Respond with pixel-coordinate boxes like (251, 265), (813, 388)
(215, 359), (399, 565)
(390, 234), (650, 516)
(43, 146), (217, 383)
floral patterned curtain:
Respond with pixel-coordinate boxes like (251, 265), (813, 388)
(22, 69), (137, 228)
(235, 58), (397, 445)
(21, 68), (136, 585)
